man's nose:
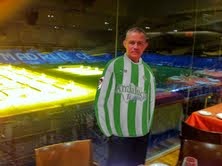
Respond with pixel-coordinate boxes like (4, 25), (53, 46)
(133, 43), (139, 48)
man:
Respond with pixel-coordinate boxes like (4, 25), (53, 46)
(94, 27), (155, 166)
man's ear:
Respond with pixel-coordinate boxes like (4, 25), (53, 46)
(145, 42), (149, 49)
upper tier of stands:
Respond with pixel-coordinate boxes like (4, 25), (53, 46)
(0, 50), (112, 65)
(0, 49), (221, 70)
(142, 53), (222, 70)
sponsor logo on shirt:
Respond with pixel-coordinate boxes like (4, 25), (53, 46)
(116, 83), (147, 102)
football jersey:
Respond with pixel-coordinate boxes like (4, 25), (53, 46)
(94, 54), (155, 137)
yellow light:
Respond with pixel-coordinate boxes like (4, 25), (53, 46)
(0, 0), (31, 24)
(0, 65), (96, 117)
(55, 65), (103, 76)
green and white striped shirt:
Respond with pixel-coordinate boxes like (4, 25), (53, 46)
(95, 54), (155, 137)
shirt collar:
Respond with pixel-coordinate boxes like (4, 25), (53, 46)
(124, 53), (142, 64)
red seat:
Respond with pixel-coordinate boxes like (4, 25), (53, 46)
(181, 121), (222, 144)
(177, 121), (222, 165)
(177, 139), (222, 166)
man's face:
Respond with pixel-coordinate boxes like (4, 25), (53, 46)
(123, 32), (148, 63)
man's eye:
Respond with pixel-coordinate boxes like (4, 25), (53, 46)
(129, 41), (135, 45)
(129, 41), (144, 45)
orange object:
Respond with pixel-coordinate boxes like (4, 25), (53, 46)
(186, 103), (222, 132)
(35, 139), (98, 166)
(185, 31), (193, 38)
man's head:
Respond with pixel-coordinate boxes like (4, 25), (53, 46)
(123, 27), (148, 63)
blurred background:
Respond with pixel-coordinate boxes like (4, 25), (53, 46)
(0, 0), (222, 165)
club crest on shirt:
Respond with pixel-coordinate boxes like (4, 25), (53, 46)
(98, 76), (104, 89)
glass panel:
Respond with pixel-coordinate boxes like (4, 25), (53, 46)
(118, 0), (222, 163)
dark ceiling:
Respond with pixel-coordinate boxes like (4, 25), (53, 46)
(0, 0), (222, 55)
(121, 0), (222, 55)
